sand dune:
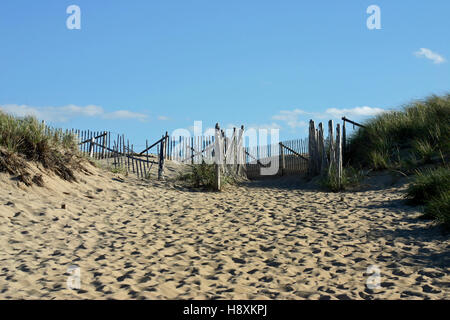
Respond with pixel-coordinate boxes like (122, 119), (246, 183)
(0, 161), (448, 299)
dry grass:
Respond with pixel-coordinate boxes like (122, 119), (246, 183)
(0, 111), (87, 185)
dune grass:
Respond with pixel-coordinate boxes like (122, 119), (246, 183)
(347, 94), (450, 170)
(405, 167), (450, 205)
(177, 161), (240, 191)
(178, 161), (218, 190)
(319, 166), (363, 192)
(405, 167), (450, 228)
(0, 111), (84, 184)
(346, 94), (450, 228)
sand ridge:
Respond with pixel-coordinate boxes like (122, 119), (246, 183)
(0, 162), (449, 299)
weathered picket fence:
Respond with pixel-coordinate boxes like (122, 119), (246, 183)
(60, 115), (362, 188)
(307, 118), (356, 188)
(65, 128), (168, 180)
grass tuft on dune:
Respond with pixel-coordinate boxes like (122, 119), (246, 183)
(0, 111), (85, 185)
(347, 94), (450, 169)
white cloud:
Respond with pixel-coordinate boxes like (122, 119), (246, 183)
(325, 106), (386, 118)
(157, 115), (170, 121)
(103, 110), (148, 121)
(272, 106), (386, 129)
(272, 110), (309, 128)
(0, 104), (148, 122)
(414, 48), (446, 64)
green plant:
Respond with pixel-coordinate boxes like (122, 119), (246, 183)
(179, 161), (217, 190)
(368, 150), (389, 170)
(405, 167), (450, 228)
(412, 139), (435, 163)
(320, 165), (363, 192)
(405, 167), (450, 205)
(111, 166), (128, 176)
(0, 112), (84, 182)
(424, 191), (450, 229)
(347, 94), (450, 170)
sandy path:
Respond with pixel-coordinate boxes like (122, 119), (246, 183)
(0, 164), (448, 299)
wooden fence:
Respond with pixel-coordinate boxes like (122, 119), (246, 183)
(45, 113), (364, 187)
(245, 138), (309, 179)
(58, 128), (169, 180)
(160, 127), (309, 181)
(307, 119), (346, 187)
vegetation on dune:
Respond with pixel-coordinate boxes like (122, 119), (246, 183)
(345, 94), (450, 228)
(347, 94), (450, 170)
(319, 165), (363, 192)
(178, 161), (218, 190)
(0, 111), (86, 185)
(405, 167), (450, 205)
(177, 161), (238, 191)
(405, 167), (450, 228)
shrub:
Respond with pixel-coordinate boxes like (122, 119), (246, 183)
(178, 161), (218, 190)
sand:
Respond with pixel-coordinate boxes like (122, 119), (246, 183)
(0, 161), (448, 300)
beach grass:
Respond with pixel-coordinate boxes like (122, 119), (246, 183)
(405, 166), (450, 228)
(347, 94), (450, 170)
(0, 111), (83, 183)
(346, 94), (450, 227)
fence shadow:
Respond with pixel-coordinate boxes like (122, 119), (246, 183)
(242, 175), (317, 191)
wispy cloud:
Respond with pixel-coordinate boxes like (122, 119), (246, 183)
(103, 110), (148, 121)
(0, 104), (148, 122)
(272, 106), (386, 129)
(324, 106), (386, 118)
(414, 48), (446, 64)
(272, 110), (309, 129)
(157, 115), (170, 121)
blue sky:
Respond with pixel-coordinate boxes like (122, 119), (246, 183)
(0, 0), (448, 147)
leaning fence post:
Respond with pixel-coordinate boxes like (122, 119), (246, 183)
(158, 135), (166, 180)
(101, 131), (107, 159)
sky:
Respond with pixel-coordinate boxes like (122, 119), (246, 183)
(0, 0), (449, 147)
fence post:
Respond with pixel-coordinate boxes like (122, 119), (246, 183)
(308, 120), (318, 176)
(101, 132), (107, 159)
(336, 123), (342, 189)
(328, 120), (335, 171)
(214, 123), (222, 191)
(342, 120), (346, 164)
(279, 142), (285, 176)
(158, 135), (166, 180)
(89, 137), (95, 158)
(165, 132), (169, 159)
(318, 123), (328, 175)
(191, 136), (194, 165)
